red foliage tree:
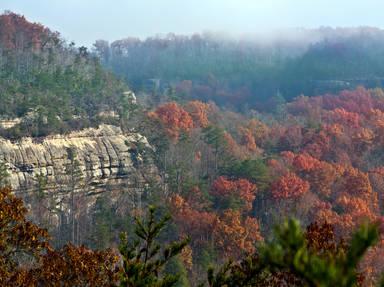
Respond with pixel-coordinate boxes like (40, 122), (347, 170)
(170, 194), (218, 248)
(293, 153), (321, 172)
(340, 168), (375, 199)
(280, 125), (304, 149)
(210, 176), (257, 211)
(303, 129), (331, 159)
(325, 108), (361, 128)
(323, 86), (373, 115)
(0, 12), (59, 51)
(271, 172), (310, 199)
(29, 244), (119, 286)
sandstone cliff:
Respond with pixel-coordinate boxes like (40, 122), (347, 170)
(0, 124), (157, 196)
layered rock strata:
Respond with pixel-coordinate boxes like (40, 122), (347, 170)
(0, 125), (156, 196)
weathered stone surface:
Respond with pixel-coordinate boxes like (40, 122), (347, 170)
(0, 124), (156, 195)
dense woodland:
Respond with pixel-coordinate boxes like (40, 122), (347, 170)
(0, 12), (131, 139)
(2, 12), (384, 286)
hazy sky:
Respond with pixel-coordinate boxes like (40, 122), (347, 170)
(2, 0), (384, 47)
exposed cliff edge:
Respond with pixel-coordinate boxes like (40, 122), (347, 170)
(0, 124), (157, 196)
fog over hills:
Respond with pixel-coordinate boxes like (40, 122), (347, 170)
(93, 26), (384, 110)
(3, 0), (384, 46)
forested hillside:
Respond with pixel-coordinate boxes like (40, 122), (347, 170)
(2, 12), (384, 286)
(0, 12), (132, 139)
(95, 28), (384, 109)
(139, 87), (384, 285)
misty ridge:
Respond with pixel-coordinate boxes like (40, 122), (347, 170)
(93, 26), (384, 110)
(100, 26), (384, 49)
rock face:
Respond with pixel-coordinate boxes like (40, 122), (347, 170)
(0, 118), (21, 129)
(0, 125), (157, 196)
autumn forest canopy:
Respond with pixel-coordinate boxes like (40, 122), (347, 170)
(3, 11), (384, 286)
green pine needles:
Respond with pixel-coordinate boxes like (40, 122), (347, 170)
(119, 206), (190, 287)
(206, 219), (379, 287)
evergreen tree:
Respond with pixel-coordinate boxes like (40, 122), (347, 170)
(164, 257), (191, 287)
(205, 219), (379, 287)
(119, 205), (190, 287)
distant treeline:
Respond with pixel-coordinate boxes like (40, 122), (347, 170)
(95, 28), (384, 110)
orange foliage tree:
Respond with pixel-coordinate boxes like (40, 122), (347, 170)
(247, 119), (269, 145)
(213, 209), (263, 258)
(0, 186), (50, 285)
(325, 108), (360, 128)
(185, 100), (211, 128)
(148, 102), (194, 141)
(0, 187), (119, 286)
(239, 127), (258, 152)
(170, 189), (263, 260)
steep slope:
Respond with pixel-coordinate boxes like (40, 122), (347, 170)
(0, 13), (159, 246)
(0, 12), (132, 139)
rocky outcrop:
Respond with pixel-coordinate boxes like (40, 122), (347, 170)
(0, 125), (157, 196)
(0, 118), (21, 129)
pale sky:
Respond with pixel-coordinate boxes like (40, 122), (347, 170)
(2, 0), (384, 47)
